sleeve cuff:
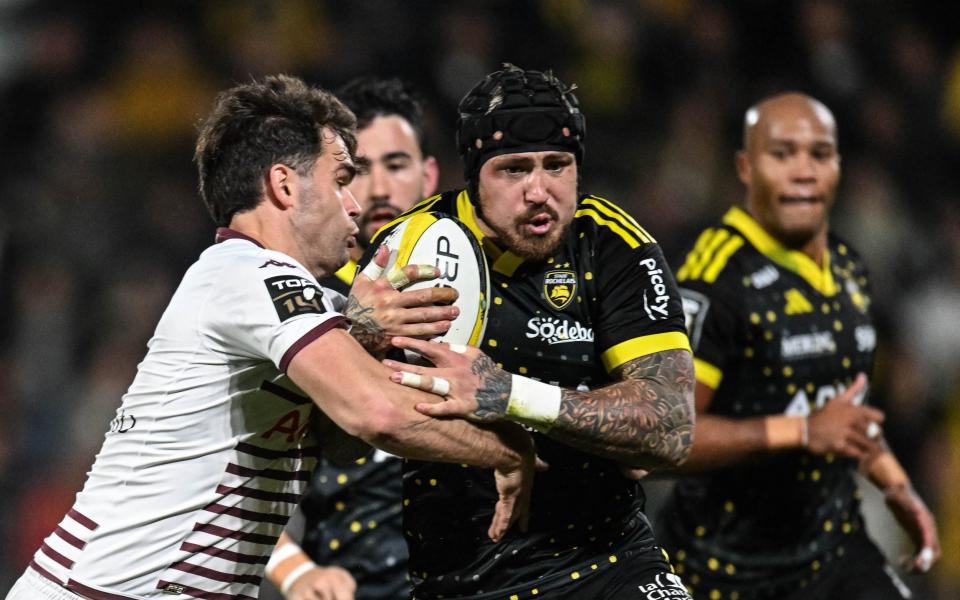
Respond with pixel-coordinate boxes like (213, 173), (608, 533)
(600, 331), (692, 373)
(693, 357), (723, 389)
(279, 316), (349, 372)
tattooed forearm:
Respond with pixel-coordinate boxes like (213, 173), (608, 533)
(471, 354), (511, 421)
(553, 349), (695, 467)
(345, 294), (388, 357)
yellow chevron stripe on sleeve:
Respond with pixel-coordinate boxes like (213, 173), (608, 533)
(583, 197), (654, 243)
(694, 357), (723, 389)
(574, 208), (641, 248)
(687, 229), (731, 281)
(601, 331), (691, 372)
(701, 236), (744, 283)
(677, 228), (717, 282)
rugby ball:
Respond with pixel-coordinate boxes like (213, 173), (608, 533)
(381, 212), (490, 352)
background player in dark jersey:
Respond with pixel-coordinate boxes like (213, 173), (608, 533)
(657, 92), (941, 599)
(368, 64), (696, 600)
(265, 78), (440, 600)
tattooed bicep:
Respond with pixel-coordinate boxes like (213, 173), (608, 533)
(613, 348), (695, 387)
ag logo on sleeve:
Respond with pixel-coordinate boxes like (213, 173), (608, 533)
(264, 276), (325, 322)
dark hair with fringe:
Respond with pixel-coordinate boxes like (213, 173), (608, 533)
(335, 77), (430, 156)
(195, 74), (357, 226)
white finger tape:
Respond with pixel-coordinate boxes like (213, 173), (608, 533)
(399, 372), (423, 389)
(360, 261), (384, 281)
(431, 377), (450, 396)
(448, 343), (468, 354)
(918, 547), (934, 572)
(386, 265), (411, 289)
(866, 421), (881, 439)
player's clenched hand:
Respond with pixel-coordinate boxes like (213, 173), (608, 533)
(347, 245), (459, 357)
(284, 565), (356, 600)
(884, 483), (941, 573)
(385, 337), (510, 423)
(807, 373), (884, 460)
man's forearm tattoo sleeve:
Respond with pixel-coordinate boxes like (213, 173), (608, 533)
(553, 349), (695, 467)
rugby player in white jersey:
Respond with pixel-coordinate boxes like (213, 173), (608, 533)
(5, 74), (535, 600)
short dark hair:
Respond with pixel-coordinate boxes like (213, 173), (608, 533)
(195, 74), (357, 226)
(335, 77), (430, 156)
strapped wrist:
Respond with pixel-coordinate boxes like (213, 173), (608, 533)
(764, 415), (807, 450)
(266, 541), (316, 592)
(505, 374), (562, 432)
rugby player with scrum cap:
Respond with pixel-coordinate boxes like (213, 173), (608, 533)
(368, 64), (696, 600)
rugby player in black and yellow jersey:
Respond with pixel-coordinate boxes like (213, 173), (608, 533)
(363, 65), (696, 600)
(656, 93), (941, 599)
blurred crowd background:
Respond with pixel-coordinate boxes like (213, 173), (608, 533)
(0, 0), (957, 597)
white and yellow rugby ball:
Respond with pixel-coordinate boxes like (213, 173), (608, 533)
(382, 212), (490, 348)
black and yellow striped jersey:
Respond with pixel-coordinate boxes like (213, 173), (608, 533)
(365, 189), (690, 599)
(659, 205), (877, 596)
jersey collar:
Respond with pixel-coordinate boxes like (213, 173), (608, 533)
(723, 205), (838, 296)
(215, 227), (265, 248)
(456, 190), (526, 277)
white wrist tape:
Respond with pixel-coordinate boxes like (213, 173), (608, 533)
(505, 374), (562, 431)
(265, 542), (301, 576)
(280, 560), (318, 594)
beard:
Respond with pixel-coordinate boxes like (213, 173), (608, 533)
(483, 204), (569, 261)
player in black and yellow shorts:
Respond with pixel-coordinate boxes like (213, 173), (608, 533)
(364, 65), (696, 599)
(656, 92), (940, 599)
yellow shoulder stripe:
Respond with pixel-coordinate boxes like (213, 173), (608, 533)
(574, 208), (641, 249)
(701, 236), (744, 283)
(694, 357), (723, 389)
(686, 229), (731, 280)
(601, 331), (691, 373)
(677, 228), (716, 281)
(583, 197), (654, 243)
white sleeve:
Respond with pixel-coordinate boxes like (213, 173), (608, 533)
(201, 259), (347, 371)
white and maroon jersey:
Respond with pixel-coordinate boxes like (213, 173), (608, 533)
(30, 229), (348, 600)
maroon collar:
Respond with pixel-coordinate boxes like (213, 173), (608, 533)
(215, 227), (264, 248)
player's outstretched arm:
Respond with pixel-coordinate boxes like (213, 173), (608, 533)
(861, 445), (941, 573)
(345, 244), (459, 358)
(677, 372), (885, 471)
(388, 337), (695, 469)
(287, 329), (535, 542)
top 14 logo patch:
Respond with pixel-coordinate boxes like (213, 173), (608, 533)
(264, 275), (325, 322)
(543, 270), (577, 310)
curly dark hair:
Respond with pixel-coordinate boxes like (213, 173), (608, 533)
(194, 74), (357, 226)
(335, 77), (430, 155)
